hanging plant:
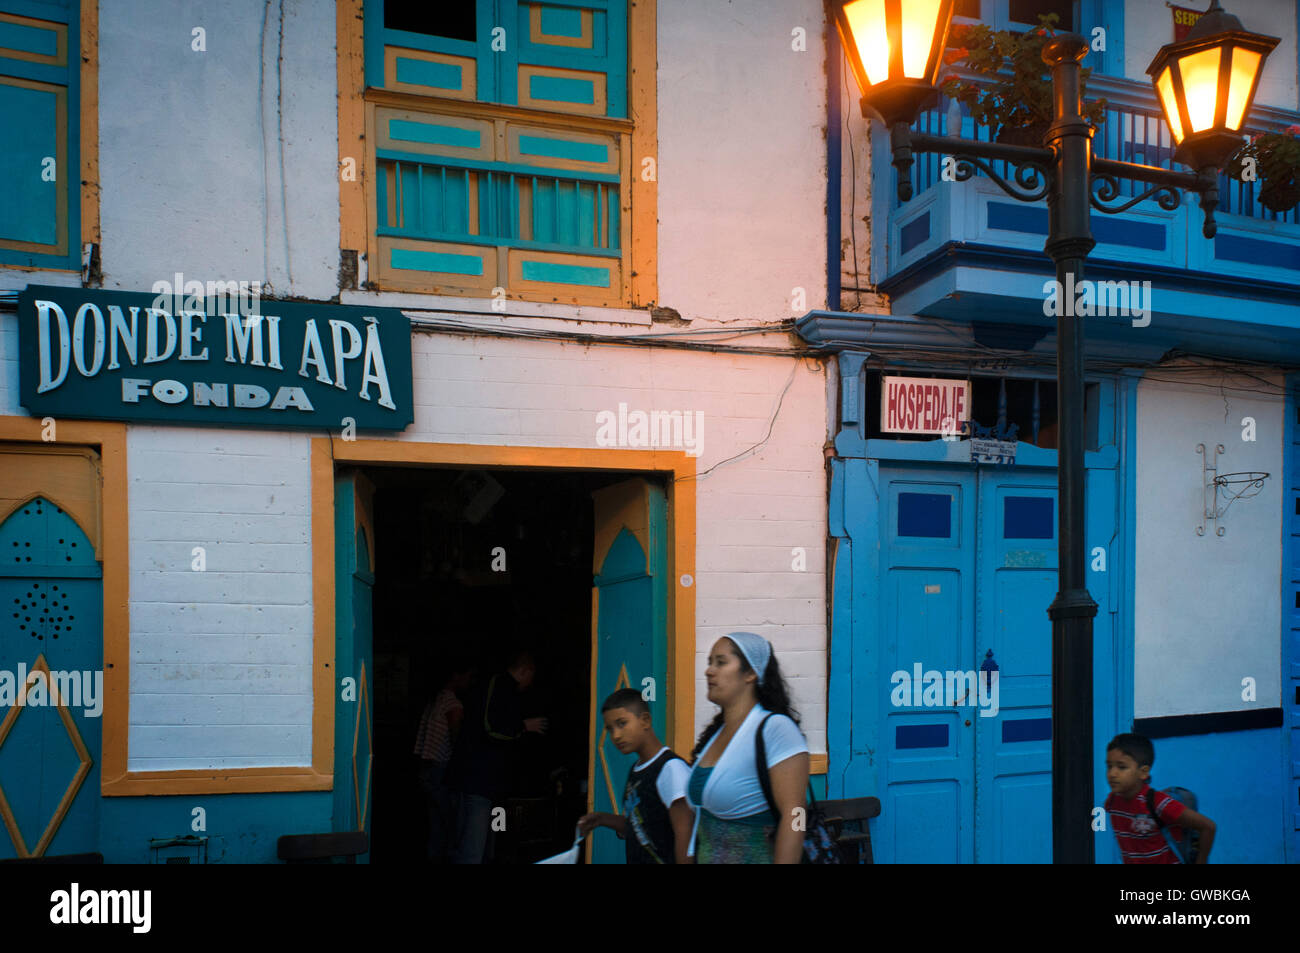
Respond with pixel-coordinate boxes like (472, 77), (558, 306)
(1226, 126), (1300, 213)
(938, 13), (1106, 145)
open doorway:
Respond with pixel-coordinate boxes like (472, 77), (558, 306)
(360, 465), (663, 864)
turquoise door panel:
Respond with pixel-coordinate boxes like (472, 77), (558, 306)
(878, 469), (977, 863)
(974, 472), (1057, 863)
(0, 81), (59, 246)
(590, 481), (668, 864)
(0, 497), (102, 859)
(333, 474), (374, 859)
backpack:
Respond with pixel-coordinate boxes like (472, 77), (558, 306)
(754, 713), (845, 864)
(1145, 786), (1199, 864)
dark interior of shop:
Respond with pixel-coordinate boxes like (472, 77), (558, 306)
(364, 465), (639, 864)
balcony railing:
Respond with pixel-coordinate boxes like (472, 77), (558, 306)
(900, 78), (1300, 227)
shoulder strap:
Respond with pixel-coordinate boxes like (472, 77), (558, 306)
(1145, 787), (1165, 830)
(755, 714), (819, 817)
(754, 714), (778, 818)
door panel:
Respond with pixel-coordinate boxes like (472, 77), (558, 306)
(878, 470), (976, 863)
(333, 471), (375, 858)
(0, 496), (102, 859)
(975, 472), (1057, 863)
(589, 478), (667, 864)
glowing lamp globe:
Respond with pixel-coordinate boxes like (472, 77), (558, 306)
(832, 0), (955, 126)
(1146, 0), (1278, 171)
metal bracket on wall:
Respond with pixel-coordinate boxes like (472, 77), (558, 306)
(1197, 443), (1226, 536)
(1197, 443), (1270, 537)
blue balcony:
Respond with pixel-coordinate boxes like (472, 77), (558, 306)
(873, 73), (1300, 363)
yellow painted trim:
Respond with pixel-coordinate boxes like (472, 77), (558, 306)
(352, 659), (371, 830)
(0, 654), (92, 857)
(337, 0), (367, 254)
(595, 663), (631, 817)
(0, 442), (103, 558)
(628, 0), (657, 307)
(0, 418), (134, 800)
(529, 5), (594, 49)
(506, 247), (623, 305)
(80, 0), (99, 247)
(384, 45), (476, 100)
(517, 64), (607, 117)
(810, 754), (827, 776)
(504, 122), (619, 175)
(366, 89), (634, 135)
(0, 11), (66, 66)
(375, 235), (500, 293)
(374, 105), (492, 161)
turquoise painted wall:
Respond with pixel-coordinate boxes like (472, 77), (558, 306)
(98, 792), (334, 864)
(1111, 728), (1285, 864)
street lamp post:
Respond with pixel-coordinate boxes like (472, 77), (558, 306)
(830, 0), (1276, 863)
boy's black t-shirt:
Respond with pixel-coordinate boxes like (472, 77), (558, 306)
(623, 747), (686, 864)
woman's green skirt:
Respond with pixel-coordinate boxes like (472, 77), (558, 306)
(696, 809), (774, 864)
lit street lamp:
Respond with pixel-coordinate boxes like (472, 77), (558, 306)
(831, 0), (1276, 863)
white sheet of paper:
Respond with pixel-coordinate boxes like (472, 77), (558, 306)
(535, 826), (585, 864)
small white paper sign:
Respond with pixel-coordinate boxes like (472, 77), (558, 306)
(971, 438), (1017, 465)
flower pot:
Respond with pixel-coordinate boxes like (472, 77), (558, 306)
(1259, 179), (1300, 213)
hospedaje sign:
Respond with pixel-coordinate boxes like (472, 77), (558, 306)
(880, 375), (971, 435)
(18, 286), (413, 430)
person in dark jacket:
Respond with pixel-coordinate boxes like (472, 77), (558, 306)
(448, 649), (547, 863)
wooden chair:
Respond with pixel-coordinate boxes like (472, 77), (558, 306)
(277, 831), (370, 863)
(819, 796), (881, 863)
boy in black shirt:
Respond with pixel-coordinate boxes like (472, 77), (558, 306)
(579, 689), (693, 864)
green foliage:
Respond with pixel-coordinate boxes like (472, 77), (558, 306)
(938, 14), (1106, 135)
(1226, 126), (1300, 212)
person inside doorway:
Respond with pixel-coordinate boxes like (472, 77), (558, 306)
(447, 648), (549, 863)
(413, 656), (472, 863)
(687, 632), (809, 864)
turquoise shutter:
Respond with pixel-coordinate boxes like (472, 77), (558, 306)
(508, 0), (627, 118)
(0, 0), (80, 269)
(366, 1), (630, 300)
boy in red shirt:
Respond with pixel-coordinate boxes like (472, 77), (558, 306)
(1104, 733), (1216, 864)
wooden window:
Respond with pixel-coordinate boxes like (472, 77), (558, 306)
(0, 0), (79, 269)
(346, 0), (655, 308)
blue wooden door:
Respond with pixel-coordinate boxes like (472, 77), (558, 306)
(877, 468), (979, 862)
(333, 472), (375, 858)
(875, 463), (1114, 862)
(589, 479), (668, 863)
(973, 471), (1058, 862)
(0, 497), (101, 858)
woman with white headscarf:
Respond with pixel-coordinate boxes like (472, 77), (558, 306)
(685, 632), (809, 863)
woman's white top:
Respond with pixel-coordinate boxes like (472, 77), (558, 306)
(685, 704), (808, 856)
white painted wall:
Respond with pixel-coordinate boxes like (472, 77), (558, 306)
(1133, 371), (1283, 718)
(96, 0), (339, 302)
(1124, 0), (1299, 111)
(656, 0), (829, 323)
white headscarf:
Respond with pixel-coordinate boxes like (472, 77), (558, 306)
(727, 631), (771, 685)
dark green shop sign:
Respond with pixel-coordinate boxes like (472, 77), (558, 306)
(18, 286), (413, 430)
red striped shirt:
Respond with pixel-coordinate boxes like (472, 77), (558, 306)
(1105, 784), (1187, 864)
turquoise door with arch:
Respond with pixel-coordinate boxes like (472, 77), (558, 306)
(334, 471), (375, 859)
(0, 496), (102, 859)
(588, 478), (668, 864)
